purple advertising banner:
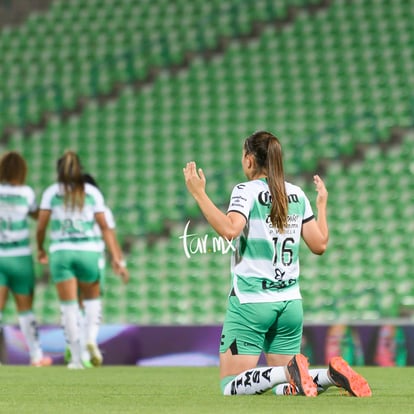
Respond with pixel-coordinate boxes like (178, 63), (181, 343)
(1, 323), (413, 366)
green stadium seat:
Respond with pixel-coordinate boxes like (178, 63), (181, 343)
(1, 0), (414, 324)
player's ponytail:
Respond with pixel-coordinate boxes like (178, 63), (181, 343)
(244, 131), (288, 232)
(57, 151), (85, 210)
(266, 137), (288, 232)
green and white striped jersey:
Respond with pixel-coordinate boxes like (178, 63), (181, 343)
(0, 184), (37, 257)
(40, 183), (106, 253)
(227, 178), (314, 303)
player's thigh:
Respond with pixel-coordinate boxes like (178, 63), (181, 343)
(265, 353), (294, 367)
(220, 296), (276, 353)
(264, 299), (303, 355)
(219, 296), (276, 377)
(0, 255), (35, 296)
(220, 349), (261, 378)
(79, 252), (105, 299)
(50, 250), (77, 284)
(73, 251), (102, 284)
(78, 279), (100, 299)
(0, 285), (8, 310)
(55, 278), (78, 302)
(13, 293), (33, 312)
(50, 250), (101, 284)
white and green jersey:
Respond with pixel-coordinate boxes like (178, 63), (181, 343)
(94, 206), (115, 253)
(227, 178), (314, 304)
(40, 182), (106, 253)
(0, 184), (37, 257)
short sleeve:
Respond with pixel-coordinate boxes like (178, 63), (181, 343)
(227, 183), (253, 221)
(26, 186), (38, 213)
(302, 191), (314, 223)
(85, 183), (106, 214)
(104, 207), (116, 229)
(39, 184), (57, 210)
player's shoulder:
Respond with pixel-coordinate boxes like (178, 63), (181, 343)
(19, 184), (36, 199)
(42, 182), (59, 195)
(85, 183), (105, 203)
(85, 182), (99, 193)
(285, 181), (305, 196)
(0, 183), (34, 195)
(232, 179), (266, 192)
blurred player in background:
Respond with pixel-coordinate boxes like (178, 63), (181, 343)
(36, 151), (128, 369)
(64, 173), (129, 367)
(183, 130), (371, 397)
(0, 151), (52, 366)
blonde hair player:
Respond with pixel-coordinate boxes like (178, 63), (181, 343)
(36, 151), (128, 369)
(63, 173), (129, 367)
(183, 131), (371, 397)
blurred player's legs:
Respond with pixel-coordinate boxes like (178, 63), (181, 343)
(84, 298), (103, 366)
(0, 313), (6, 364)
(61, 302), (84, 369)
(18, 311), (52, 366)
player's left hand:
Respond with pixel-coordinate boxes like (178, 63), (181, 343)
(313, 175), (328, 207)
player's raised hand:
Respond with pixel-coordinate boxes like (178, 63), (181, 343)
(313, 175), (328, 208)
(183, 161), (206, 198)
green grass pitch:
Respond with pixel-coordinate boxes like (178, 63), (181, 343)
(0, 366), (413, 414)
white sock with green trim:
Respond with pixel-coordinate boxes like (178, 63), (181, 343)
(60, 302), (82, 364)
(18, 311), (43, 363)
(223, 366), (288, 395)
(83, 298), (102, 346)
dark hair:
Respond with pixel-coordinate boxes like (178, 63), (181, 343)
(57, 151), (85, 210)
(83, 173), (99, 189)
(0, 151), (27, 185)
(244, 131), (288, 232)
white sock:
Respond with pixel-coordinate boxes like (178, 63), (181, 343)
(60, 302), (82, 364)
(18, 311), (43, 363)
(83, 298), (102, 345)
(273, 368), (334, 395)
(273, 383), (297, 395)
(223, 366), (288, 395)
(78, 308), (90, 362)
(309, 368), (335, 390)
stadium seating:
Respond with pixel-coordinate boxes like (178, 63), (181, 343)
(297, 132), (414, 320)
(0, 0), (322, 136)
(1, 0), (413, 325)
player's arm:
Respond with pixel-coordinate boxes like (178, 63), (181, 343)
(95, 212), (129, 282)
(108, 227), (129, 284)
(183, 161), (246, 240)
(29, 209), (39, 220)
(36, 209), (51, 263)
(301, 175), (329, 255)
